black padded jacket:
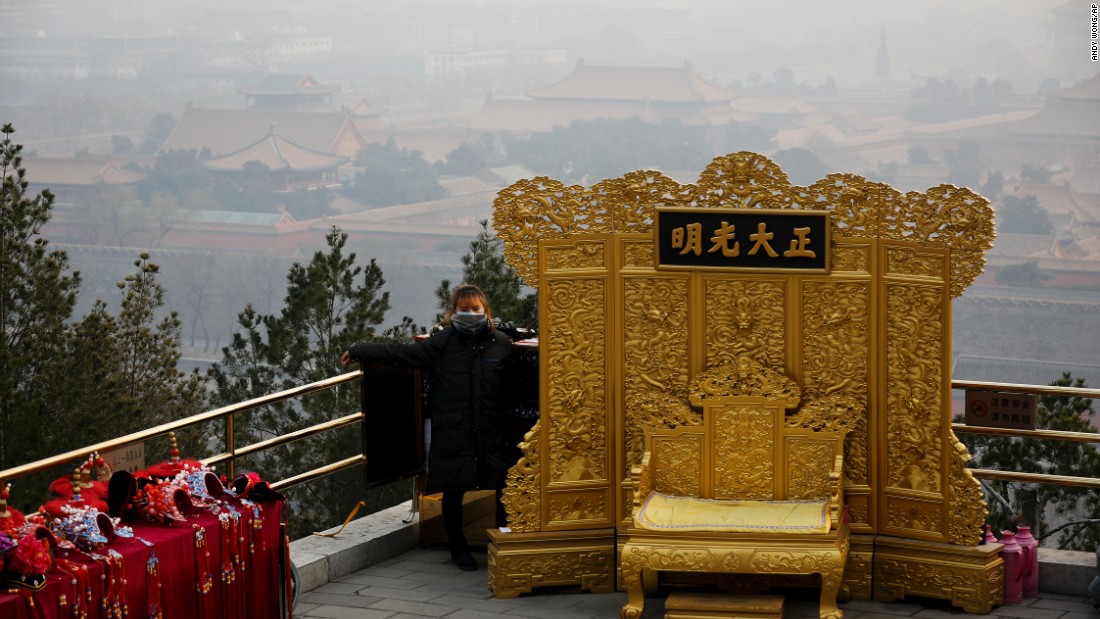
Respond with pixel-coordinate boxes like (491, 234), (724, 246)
(346, 326), (516, 493)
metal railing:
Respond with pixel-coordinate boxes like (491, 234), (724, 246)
(3, 374), (1097, 511)
(0, 370), (366, 494)
(951, 379), (1100, 490)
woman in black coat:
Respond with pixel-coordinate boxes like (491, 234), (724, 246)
(340, 284), (515, 571)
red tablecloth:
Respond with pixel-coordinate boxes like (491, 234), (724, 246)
(1, 498), (286, 619)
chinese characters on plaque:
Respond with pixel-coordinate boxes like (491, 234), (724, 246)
(964, 391), (1038, 430)
(656, 208), (830, 272)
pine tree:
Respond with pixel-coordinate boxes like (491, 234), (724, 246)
(1, 125), (206, 505)
(209, 226), (415, 536)
(962, 373), (1100, 550)
(434, 220), (536, 326)
(0, 124), (81, 470)
(54, 255), (208, 456)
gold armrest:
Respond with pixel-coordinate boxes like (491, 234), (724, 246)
(828, 454), (844, 528)
(632, 453), (653, 515)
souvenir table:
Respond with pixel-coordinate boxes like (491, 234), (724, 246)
(0, 498), (286, 619)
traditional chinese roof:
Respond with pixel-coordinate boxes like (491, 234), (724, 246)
(526, 60), (736, 103)
(468, 98), (654, 133)
(202, 127), (347, 173)
(182, 209), (294, 227)
(952, 354), (1100, 390)
(157, 106), (367, 159)
(1009, 182), (1100, 223)
(355, 128), (469, 164)
(729, 95), (816, 116)
(1070, 161), (1100, 195)
(986, 232), (1058, 260)
(1002, 73), (1100, 139)
(476, 164), (538, 186)
(351, 98), (385, 118)
(240, 73), (339, 97)
(22, 157), (145, 187)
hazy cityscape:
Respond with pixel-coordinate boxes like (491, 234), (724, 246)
(1, 0), (1098, 390)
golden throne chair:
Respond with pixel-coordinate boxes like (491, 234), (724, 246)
(619, 360), (849, 619)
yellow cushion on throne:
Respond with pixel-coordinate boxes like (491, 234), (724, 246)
(636, 492), (830, 534)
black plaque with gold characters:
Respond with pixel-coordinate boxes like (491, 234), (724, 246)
(656, 208), (829, 272)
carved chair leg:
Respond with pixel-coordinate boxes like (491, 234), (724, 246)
(620, 567), (648, 619)
(819, 564), (845, 619)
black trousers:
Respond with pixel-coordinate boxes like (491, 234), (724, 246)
(441, 489), (507, 552)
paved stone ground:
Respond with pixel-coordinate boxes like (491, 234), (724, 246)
(292, 547), (1099, 619)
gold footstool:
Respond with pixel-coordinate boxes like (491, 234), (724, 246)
(664, 592), (784, 619)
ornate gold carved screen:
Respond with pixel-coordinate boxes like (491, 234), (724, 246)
(490, 152), (997, 603)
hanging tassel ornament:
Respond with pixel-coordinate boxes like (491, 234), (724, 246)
(146, 553), (163, 619)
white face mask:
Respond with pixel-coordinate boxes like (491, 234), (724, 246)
(451, 311), (487, 335)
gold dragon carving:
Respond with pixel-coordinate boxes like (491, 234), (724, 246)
(704, 279), (786, 370)
(787, 393), (868, 486)
(886, 500), (942, 532)
(947, 435), (989, 545)
(885, 285), (944, 494)
(502, 420), (541, 532)
(712, 405), (775, 500)
(545, 278), (606, 484)
(887, 246), (944, 279)
(489, 548), (615, 597)
(653, 436), (702, 497)
(876, 557), (1004, 614)
(623, 277), (693, 476)
(620, 545), (716, 589)
(787, 440), (837, 500)
(799, 280), (871, 485)
(548, 492), (607, 523)
(689, 356), (801, 408)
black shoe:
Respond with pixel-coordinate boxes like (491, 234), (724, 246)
(450, 551), (477, 571)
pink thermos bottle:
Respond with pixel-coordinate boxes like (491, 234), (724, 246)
(1016, 526), (1039, 598)
(983, 523), (998, 544)
(1000, 530), (1023, 604)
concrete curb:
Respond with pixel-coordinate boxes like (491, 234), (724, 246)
(1039, 547), (1098, 596)
(289, 500), (421, 593)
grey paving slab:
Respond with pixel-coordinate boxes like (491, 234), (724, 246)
(421, 592), (524, 613)
(914, 607), (1002, 619)
(341, 573), (428, 590)
(298, 591), (386, 609)
(501, 604), (607, 619)
(842, 598), (930, 615)
(1060, 613), (1100, 619)
(1029, 598), (1099, 613)
(368, 597), (458, 617)
(357, 585), (449, 603)
(354, 566), (418, 579)
(445, 610), (516, 619)
(298, 605), (397, 619)
(293, 602), (320, 615)
(988, 604), (1074, 618)
(312, 581), (369, 595)
(412, 578), (498, 599)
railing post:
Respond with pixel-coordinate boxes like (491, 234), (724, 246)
(225, 413), (235, 480)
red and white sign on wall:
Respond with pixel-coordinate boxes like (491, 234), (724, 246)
(964, 391), (1038, 430)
